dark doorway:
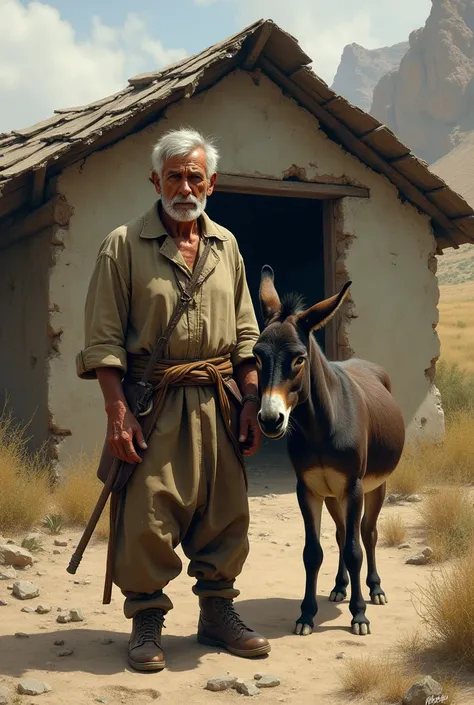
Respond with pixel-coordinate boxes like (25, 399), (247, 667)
(206, 190), (326, 485)
(206, 191), (326, 350)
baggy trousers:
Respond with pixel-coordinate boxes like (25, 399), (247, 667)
(113, 384), (250, 619)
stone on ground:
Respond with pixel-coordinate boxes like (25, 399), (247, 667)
(0, 599), (8, 607)
(402, 675), (443, 705)
(406, 494), (422, 503)
(0, 568), (17, 580)
(17, 679), (52, 696)
(206, 675), (237, 691)
(36, 604), (52, 614)
(0, 544), (33, 568)
(398, 543), (411, 549)
(57, 613), (71, 624)
(233, 679), (260, 696)
(15, 632), (30, 639)
(54, 540), (68, 547)
(406, 547), (434, 566)
(12, 580), (40, 600)
(0, 685), (11, 704)
(255, 675), (280, 688)
(69, 608), (84, 622)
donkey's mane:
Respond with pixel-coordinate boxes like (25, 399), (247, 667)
(279, 292), (306, 319)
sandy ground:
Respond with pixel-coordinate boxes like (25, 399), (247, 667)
(1, 447), (474, 704)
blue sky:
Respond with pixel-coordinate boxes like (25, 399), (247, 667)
(1, 0), (432, 132)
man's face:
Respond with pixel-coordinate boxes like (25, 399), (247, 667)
(152, 146), (216, 223)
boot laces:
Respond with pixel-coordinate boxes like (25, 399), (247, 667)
(216, 599), (250, 636)
(134, 609), (165, 647)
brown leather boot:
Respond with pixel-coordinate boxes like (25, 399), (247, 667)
(128, 608), (166, 671)
(197, 597), (271, 658)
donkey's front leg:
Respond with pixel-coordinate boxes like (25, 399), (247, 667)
(343, 478), (370, 635)
(294, 478), (324, 636)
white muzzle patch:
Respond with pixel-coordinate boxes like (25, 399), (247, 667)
(259, 392), (291, 436)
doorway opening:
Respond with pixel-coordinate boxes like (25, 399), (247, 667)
(205, 191), (326, 349)
(205, 190), (327, 484)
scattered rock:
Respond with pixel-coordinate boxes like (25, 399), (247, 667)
(54, 540), (68, 547)
(233, 679), (260, 696)
(12, 580), (40, 600)
(70, 608), (84, 622)
(0, 544), (33, 568)
(0, 567), (17, 580)
(285, 543), (291, 547)
(406, 494), (422, 503)
(386, 493), (402, 503)
(21, 607), (35, 613)
(57, 613), (71, 624)
(53, 550), (61, 555)
(73, 579), (91, 586)
(406, 547), (434, 566)
(398, 543), (412, 549)
(402, 675), (443, 705)
(15, 632), (30, 639)
(0, 685), (11, 705)
(58, 649), (74, 657)
(95, 699), (107, 704)
(17, 679), (52, 696)
(24, 532), (42, 542)
(0, 599), (8, 606)
(36, 605), (52, 614)
(206, 676), (237, 692)
(54, 640), (65, 646)
(336, 652), (346, 659)
(101, 638), (114, 645)
(255, 675), (280, 688)
(36, 572), (46, 577)
(258, 532), (270, 538)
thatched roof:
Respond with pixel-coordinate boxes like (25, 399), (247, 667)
(1, 18), (473, 250)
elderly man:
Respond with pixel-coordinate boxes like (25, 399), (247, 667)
(76, 127), (270, 671)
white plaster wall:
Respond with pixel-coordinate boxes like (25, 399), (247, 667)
(54, 68), (443, 462)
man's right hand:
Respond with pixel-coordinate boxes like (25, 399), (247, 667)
(106, 400), (147, 464)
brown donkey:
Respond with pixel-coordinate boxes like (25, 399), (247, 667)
(253, 265), (405, 636)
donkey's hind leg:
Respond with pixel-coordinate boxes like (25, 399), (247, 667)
(361, 481), (387, 605)
(324, 497), (349, 603)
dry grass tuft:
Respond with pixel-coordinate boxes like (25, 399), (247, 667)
(52, 450), (109, 540)
(416, 545), (474, 668)
(387, 451), (425, 497)
(418, 486), (474, 562)
(0, 406), (52, 535)
(339, 651), (458, 703)
(380, 513), (407, 547)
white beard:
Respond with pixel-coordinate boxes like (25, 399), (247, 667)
(161, 193), (207, 222)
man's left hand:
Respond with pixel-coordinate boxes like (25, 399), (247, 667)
(239, 401), (262, 456)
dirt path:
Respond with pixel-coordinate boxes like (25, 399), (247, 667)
(1, 460), (473, 704)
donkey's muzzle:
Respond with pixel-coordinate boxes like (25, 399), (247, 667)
(257, 410), (285, 439)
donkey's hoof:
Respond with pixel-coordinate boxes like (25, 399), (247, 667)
(294, 621), (313, 636)
(329, 589), (346, 603)
(371, 592), (387, 605)
(351, 615), (370, 636)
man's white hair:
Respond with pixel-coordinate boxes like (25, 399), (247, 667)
(151, 127), (220, 179)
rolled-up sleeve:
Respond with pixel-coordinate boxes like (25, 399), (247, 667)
(231, 254), (260, 367)
(76, 251), (130, 380)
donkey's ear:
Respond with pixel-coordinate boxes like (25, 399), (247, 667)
(296, 281), (352, 334)
(259, 265), (281, 325)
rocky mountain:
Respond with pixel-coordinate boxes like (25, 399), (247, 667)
(331, 42), (408, 112)
(371, 0), (474, 164)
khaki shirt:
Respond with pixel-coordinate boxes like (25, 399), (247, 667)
(76, 201), (259, 379)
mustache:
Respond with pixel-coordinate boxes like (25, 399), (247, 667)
(170, 194), (201, 205)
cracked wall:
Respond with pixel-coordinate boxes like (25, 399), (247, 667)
(52, 67), (445, 460)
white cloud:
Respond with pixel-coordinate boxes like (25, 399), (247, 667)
(0, 0), (187, 132)
(195, 0), (431, 84)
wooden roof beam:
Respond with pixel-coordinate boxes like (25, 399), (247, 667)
(260, 57), (465, 240)
(242, 22), (274, 70)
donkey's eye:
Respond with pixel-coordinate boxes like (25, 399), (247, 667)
(294, 356), (306, 367)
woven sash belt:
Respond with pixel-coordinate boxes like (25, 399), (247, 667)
(126, 353), (242, 458)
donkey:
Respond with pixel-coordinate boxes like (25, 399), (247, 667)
(253, 265), (405, 637)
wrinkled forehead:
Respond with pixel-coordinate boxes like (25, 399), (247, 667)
(162, 148), (207, 177)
